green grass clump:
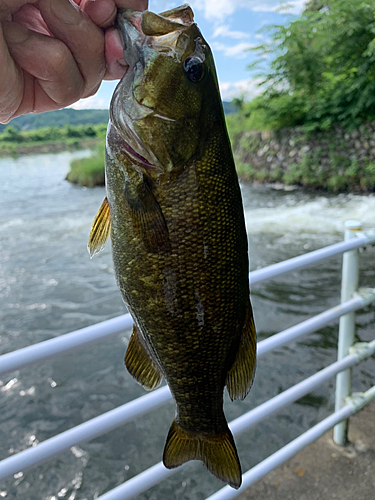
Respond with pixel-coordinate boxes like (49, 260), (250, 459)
(66, 144), (105, 187)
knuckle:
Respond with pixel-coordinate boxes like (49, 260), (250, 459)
(46, 42), (72, 78)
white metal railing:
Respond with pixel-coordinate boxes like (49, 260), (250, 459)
(1, 221), (375, 500)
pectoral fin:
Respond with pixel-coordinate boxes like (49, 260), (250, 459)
(226, 303), (257, 401)
(87, 197), (111, 258)
(125, 177), (171, 253)
(125, 325), (163, 390)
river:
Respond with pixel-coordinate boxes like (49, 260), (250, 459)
(0, 151), (374, 500)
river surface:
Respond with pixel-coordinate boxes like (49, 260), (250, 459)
(0, 151), (374, 500)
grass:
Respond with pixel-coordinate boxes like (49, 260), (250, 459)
(66, 144), (105, 187)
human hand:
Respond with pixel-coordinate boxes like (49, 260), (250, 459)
(0, 0), (148, 123)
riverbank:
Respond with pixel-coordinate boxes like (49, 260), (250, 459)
(0, 137), (102, 157)
(239, 401), (375, 500)
(228, 120), (375, 193)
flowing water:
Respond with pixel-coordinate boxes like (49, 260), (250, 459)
(0, 151), (374, 500)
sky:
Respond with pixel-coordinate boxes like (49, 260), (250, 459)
(72, 0), (307, 110)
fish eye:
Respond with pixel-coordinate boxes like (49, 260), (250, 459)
(183, 56), (204, 83)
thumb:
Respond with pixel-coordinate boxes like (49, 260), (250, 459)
(0, 23), (23, 123)
(0, 0), (38, 19)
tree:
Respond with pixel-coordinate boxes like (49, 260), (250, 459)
(248, 0), (375, 130)
(1, 126), (23, 142)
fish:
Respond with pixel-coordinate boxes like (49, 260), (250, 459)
(88, 4), (256, 489)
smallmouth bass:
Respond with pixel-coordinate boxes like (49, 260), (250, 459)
(88, 4), (256, 489)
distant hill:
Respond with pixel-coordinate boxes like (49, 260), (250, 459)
(0, 109), (110, 132)
(1, 102), (236, 132)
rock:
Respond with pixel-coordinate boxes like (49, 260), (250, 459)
(261, 131), (273, 140)
(257, 145), (269, 157)
(351, 130), (359, 139)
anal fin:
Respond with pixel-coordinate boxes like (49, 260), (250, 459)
(163, 420), (242, 489)
(226, 302), (257, 401)
(125, 325), (163, 390)
(88, 197), (111, 258)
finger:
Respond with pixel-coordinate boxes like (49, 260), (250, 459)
(12, 4), (51, 36)
(81, 0), (149, 31)
(102, 1), (149, 80)
(114, 0), (148, 10)
(38, 0), (105, 97)
(104, 27), (127, 80)
(80, 0), (116, 29)
(0, 23), (23, 122)
(2, 21), (85, 107)
(0, 0), (37, 19)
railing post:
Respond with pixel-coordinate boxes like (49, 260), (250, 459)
(333, 220), (362, 446)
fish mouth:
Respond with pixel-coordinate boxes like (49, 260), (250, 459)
(109, 7), (195, 173)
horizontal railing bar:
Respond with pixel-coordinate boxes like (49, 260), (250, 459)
(1, 234), (374, 377)
(250, 232), (375, 286)
(206, 385), (375, 500)
(0, 314), (133, 377)
(85, 344), (375, 500)
(258, 290), (375, 357)
(231, 339), (374, 436)
(0, 386), (172, 482)
(1, 304), (374, 484)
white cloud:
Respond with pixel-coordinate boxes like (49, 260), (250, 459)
(183, 0), (307, 20)
(211, 41), (254, 59)
(251, 0), (307, 14)
(70, 95), (109, 110)
(153, 0), (307, 20)
(219, 78), (263, 100)
(212, 25), (250, 40)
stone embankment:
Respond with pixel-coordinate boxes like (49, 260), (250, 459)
(233, 123), (375, 191)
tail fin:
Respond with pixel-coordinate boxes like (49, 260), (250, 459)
(163, 420), (242, 489)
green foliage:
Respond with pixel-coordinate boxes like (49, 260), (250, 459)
(248, 0), (375, 130)
(0, 123), (106, 146)
(2, 126), (23, 142)
(66, 144), (105, 187)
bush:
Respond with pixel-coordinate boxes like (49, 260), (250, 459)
(248, 0), (375, 131)
(66, 144), (105, 187)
